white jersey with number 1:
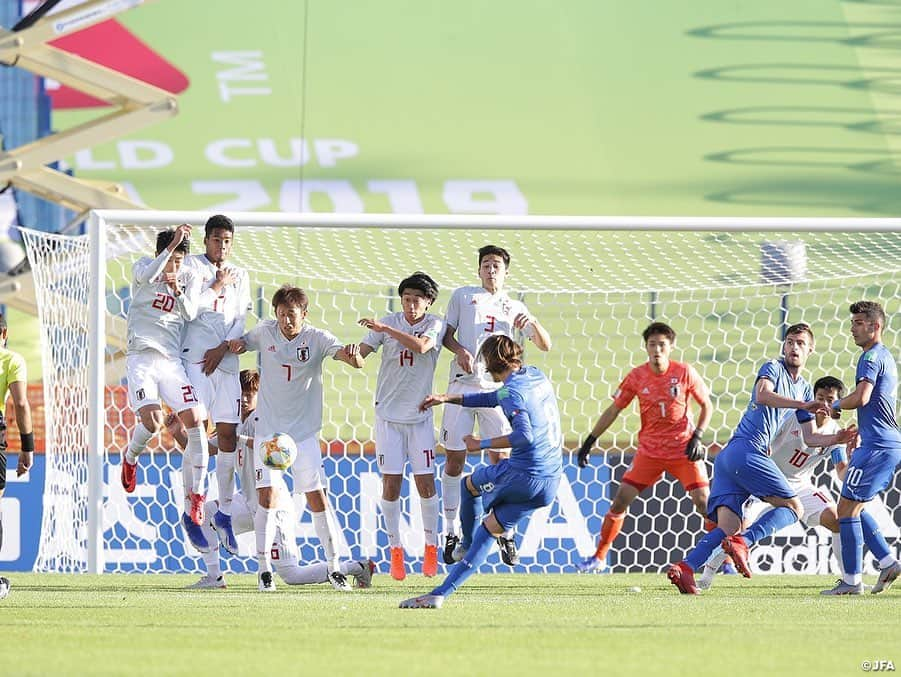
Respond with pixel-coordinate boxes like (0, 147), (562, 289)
(182, 254), (252, 374)
(362, 312), (445, 424)
(769, 415), (843, 488)
(444, 285), (529, 387)
(244, 320), (343, 443)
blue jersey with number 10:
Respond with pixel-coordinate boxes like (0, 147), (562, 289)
(466, 366), (563, 479)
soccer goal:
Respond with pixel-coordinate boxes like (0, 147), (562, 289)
(21, 211), (901, 574)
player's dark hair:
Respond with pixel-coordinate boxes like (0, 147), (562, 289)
(204, 214), (235, 238)
(784, 322), (814, 344)
(272, 284), (308, 312)
(155, 228), (189, 256)
(850, 301), (885, 327)
(0, 313), (6, 331)
(398, 271), (438, 303)
(478, 335), (523, 375)
(240, 369), (260, 394)
(478, 245), (510, 268)
(642, 322), (676, 343)
(814, 375), (845, 398)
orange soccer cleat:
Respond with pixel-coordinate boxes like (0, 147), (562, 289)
(422, 544), (439, 577)
(721, 535), (751, 578)
(120, 456), (137, 493)
(667, 560), (700, 595)
(390, 547), (406, 581)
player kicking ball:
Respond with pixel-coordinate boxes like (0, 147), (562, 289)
(399, 335), (561, 609)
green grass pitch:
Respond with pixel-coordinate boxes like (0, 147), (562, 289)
(2, 573), (896, 676)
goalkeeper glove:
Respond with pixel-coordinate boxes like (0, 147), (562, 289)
(684, 430), (704, 462)
(577, 434), (597, 468)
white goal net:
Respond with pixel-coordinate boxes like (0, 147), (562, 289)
(22, 212), (901, 574)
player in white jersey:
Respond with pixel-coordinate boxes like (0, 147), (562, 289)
(229, 285), (364, 591)
(121, 226), (211, 527)
(440, 245), (551, 566)
(355, 272), (445, 581)
(181, 214), (252, 555)
(175, 370), (375, 591)
(699, 376), (855, 589)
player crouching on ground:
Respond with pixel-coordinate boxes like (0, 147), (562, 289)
(399, 335), (562, 609)
(171, 369), (375, 590)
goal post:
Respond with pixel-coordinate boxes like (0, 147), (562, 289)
(22, 210), (901, 575)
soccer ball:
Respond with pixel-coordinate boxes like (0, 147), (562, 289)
(260, 433), (297, 470)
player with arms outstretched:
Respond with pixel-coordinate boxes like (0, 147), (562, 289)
(440, 245), (551, 566)
(822, 301), (901, 595)
(355, 272), (445, 580)
(399, 335), (562, 609)
(576, 322), (714, 573)
(121, 226), (210, 530)
(0, 313), (36, 600)
(176, 370), (375, 591)
(699, 376), (854, 589)
(182, 214), (251, 555)
(667, 323), (855, 594)
(229, 284), (363, 591)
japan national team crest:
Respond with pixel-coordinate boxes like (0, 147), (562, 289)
(669, 377), (679, 398)
(297, 346), (310, 362)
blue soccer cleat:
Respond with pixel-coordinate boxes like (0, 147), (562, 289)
(720, 562), (738, 575)
(212, 510), (239, 555)
(182, 512), (211, 553)
(576, 556), (605, 574)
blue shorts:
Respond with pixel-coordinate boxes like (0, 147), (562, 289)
(841, 445), (901, 502)
(706, 438), (796, 521)
(468, 461), (560, 531)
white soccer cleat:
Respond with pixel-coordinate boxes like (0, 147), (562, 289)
(872, 560), (901, 595)
(399, 593), (445, 609)
(327, 570), (353, 592)
(697, 565), (717, 591)
(186, 574), (226, 589)
(820, 579), (864, 596)
(353, 559), (376, 589)
(258, 571), (276, 592)
(0, 577), (9, 600)
(451, 543), (467, 563)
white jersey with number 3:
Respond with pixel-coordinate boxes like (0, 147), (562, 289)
(126, 251), (200, 360)
(244, 320), (342, 443)
(769, 415), (842, 487)
(445, 285), (528, 386)
(362, 312), (445, 424)
(182, 254), (251, 374)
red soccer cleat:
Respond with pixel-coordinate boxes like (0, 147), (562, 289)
(120, 456), (137, 493)
(390, 547), (406, 581)
(189, 492), (206, 526)
(721, 535), (751, 578)
(667, 560), (700, 595)
(422, 544), (439, 578)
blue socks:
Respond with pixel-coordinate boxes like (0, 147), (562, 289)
(460, 489), (483, 550)
(859, 510), (891, 562)
(743, 506), (799, 545)
(840, 516), (863, 578)
(685, 527), (726, 570)
(432, 524), (495, 598)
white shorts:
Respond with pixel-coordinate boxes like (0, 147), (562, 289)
(228, 490), (297, 563)
(255, 434), (325, 494)
(743, 483), (836, 528)
(375, 415), (437, 475)
(127, 351), (199, 413)
(440, 380), (511, 451)
(183, 361), (241, 424)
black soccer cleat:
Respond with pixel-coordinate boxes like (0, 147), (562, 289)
(443, 533), (460, 565)
(497, 535), (519, 566)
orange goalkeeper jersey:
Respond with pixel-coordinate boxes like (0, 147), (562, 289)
(612, 360), (708, 459)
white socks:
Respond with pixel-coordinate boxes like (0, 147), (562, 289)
(420, 494), (439, 547)
(312, 509), (339, 572)
(126, 423), (154, 464)
(380, 498), (401, 548)
(442, 470), (461, 534)
(186, 426), (209, 495)
(832, 531), (845, 576)
(254, 506), (276, 573)
(215, 451), (236, 515)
